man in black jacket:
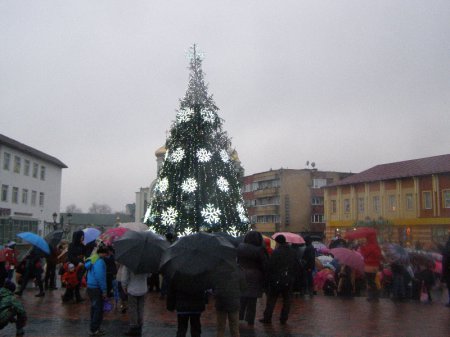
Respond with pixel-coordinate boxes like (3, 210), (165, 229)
(259, 234), (299, 324)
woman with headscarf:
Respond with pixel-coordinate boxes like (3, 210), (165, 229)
(67, 230), (86, 302)
(359, 233), (382, 302)
(237, 231), (268, 326)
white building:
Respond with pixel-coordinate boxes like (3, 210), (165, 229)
(0, 134), (67, 243)
(135, 145), (166, 222)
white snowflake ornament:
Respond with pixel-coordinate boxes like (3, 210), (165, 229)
(176, 108), (194, 123)
(170, 147), (185, 163)
(197, 148), (212, 162)
(201, 110), (216, 123)
(156, 177), (169, 193)
(220, 150), (229, 163)
(161, 207), (178, 226)
(217, 176), (229, 192)
(182, 178), (198, 193)
(201, 204), (221, 224)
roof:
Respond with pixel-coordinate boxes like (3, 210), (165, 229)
(330, 154), (450, 187)
(60, 213), (134, 226)
(0, 134), (67, 168)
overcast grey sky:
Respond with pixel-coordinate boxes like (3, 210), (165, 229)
(1, 1), (449, 213)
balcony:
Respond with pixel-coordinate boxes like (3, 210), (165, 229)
(254, 204), (279, 215)
(253, 187), (279, 198)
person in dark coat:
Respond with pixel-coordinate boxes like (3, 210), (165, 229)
(237, 231), (267, 326)
(15, 247), (45, 297)
(442, 236), (450, 307)
(67, 230), (86, 302)
(259, 234), (299, 324)
(44, 245), (58, 290)
(302, 236), (316, 296)
(167, 273), (207, 337)
(213, 262), (242, 337)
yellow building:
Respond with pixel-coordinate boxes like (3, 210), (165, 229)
(324, 154), (450, 246)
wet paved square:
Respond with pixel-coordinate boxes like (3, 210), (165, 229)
(1, 289), (449, 337)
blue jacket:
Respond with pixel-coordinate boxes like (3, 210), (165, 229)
(85, 254), (107, 294)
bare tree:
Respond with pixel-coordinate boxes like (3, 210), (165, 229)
(89, 203), (113, 214)
(65, 204), (82, 213)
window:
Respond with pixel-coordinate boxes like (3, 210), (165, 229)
(12, 187), (19, 204)
(343, 199), (350, 213)
(388, 195), (396, 211)
(31, 191), (37, 206)
(373, 196), (380, 213)
(40, 166), (46, 180)
(312, 178), (327, 189)
(255, 179), (280, 190)
(1, 185), (8, 202)
(423, 191), (432, 209)
(405, 193), (414, 210)
(330, 200), (337, 213)
(443, 190), (450, 208)
(358, 197), (365, 213)
(22, 189), (28, 204)
(312, 197), (324, 205)
(311, 214), (324, 223)
(3, 152), (11, 170)
(256, 215), (279, 223)
(13, 156), (21, 173)
(32, 163), (39, 178)
(256, 196), (280, 206)
(24, 160), (30, 176)
(39, 192), (44, 207)
(244, 184), (252, 192)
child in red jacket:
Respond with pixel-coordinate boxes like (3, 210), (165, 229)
(61, 263), (80, 303)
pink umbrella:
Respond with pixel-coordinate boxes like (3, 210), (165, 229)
(313, 268), (335, 291)
(98, 227), (129, 245)
(272, 232), (305, 244)
(330, 247), (364, 272)
(434, 261), (442, 274)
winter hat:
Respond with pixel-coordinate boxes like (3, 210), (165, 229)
(68, 263), (75, 270)
(6, 241), (16, 248)
(275, 234), (286, 244)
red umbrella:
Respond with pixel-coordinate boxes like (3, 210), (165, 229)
(344, 227), (377, 240)
(98, 227), (129, 245)
(272, 232), (305, 244)
(330, 247), (364, 272)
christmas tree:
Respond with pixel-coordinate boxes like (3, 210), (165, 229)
(147, 45), (250, 237)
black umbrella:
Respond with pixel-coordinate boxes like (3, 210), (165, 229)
(45, 230), (64, 248)
(160, 232), (236, 290)
(212, 232), (241, 247)
(114, 230), (170, 274)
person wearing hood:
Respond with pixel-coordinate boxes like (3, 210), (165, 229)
(0, 281), (27, 336)
(67, 230), (86, 303)
(359, 233), (382, 302)
(15, 247), (45, 297)
(85, 244), (109, 337)
(237, 230), (268, 326)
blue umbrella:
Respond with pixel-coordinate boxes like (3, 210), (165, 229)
(83, 228), (101, 244)
(17, 232), (50, 254)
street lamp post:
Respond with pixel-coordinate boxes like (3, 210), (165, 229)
(52, 212), (58, 231)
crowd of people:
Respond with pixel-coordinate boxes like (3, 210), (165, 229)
(0, 230), (450, 337)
